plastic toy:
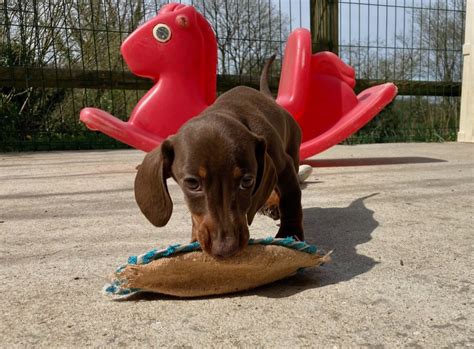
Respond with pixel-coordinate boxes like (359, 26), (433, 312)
(276, 29), (397, 159)
(80, 3), (397, 159)
(80, 3), (217, 151)
(104, 237), (331, 298)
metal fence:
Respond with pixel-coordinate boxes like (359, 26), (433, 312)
(0, 0), (466, 151)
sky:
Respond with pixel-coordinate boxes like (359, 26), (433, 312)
(279, 0), (465, 47)
(155, 0), (465, 48)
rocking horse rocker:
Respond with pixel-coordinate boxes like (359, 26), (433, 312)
(80, 3), (397, 159)
(80, 3), (397, 298)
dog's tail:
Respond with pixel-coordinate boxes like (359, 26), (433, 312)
(260, 54), (276, 98)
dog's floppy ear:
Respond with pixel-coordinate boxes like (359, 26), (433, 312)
(134, 139), (174, 227)
(247, 136), (277, 225)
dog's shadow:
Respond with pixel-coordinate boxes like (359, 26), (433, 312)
(252, 193), (380, 298)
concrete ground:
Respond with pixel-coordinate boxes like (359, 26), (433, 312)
(1, 142), (473, 347)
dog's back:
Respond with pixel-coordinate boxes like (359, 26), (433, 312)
(202, 85), (301, 170)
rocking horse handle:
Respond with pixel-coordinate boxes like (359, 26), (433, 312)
(276, 29), (312, 119)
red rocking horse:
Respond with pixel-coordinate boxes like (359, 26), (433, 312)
(80, 3), (397, 160)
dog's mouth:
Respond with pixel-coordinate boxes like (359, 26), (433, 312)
(196, 228), (249, 259)
(191, 213), (250, 259)
(211, 235), (248, 259)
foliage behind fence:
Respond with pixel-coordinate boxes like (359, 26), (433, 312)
(0, 0), (466, 151)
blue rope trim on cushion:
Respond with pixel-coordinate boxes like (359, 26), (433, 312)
(127, 237), (316, 267)
(104, 237), (318, 298)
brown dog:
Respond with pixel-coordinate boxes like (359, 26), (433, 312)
(135, 58), (303, 259)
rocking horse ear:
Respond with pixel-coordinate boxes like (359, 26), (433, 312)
(177, 5), (198, 27)
(176, 14), (189, 28)
(135, 140), (174, 227)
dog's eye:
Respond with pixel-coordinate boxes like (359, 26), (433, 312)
(184, 177), (201, 191)
(240, 175), (255, 190)
(153, 23), (171, 43)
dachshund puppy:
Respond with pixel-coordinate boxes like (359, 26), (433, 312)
(135, 58), (303, 259)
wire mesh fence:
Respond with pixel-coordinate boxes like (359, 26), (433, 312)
(0, 0), (466, 151)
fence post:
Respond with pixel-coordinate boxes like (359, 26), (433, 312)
(310, 0), (339, 54)
(458, 1), (474, 142)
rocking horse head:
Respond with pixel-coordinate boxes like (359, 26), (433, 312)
(121, 3), (217, 105)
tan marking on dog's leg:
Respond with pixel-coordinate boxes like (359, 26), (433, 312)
(265, 190), (280, 207)
(259, 190), (281, 220)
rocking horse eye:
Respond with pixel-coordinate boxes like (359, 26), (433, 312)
(153, 23), (171, 43)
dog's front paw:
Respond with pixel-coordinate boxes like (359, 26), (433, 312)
(275, 225), (304, 241)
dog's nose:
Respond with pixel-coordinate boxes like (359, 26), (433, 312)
(211, 237), (240, 259)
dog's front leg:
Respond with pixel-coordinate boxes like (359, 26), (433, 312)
(275, 159), (304, 241)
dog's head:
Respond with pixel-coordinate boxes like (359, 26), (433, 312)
(134, 120), (277, 258)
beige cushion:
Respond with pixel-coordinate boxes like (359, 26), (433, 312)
(111, 245), (330, 297)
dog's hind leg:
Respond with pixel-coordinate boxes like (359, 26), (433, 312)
(259, 189), (281, 220)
